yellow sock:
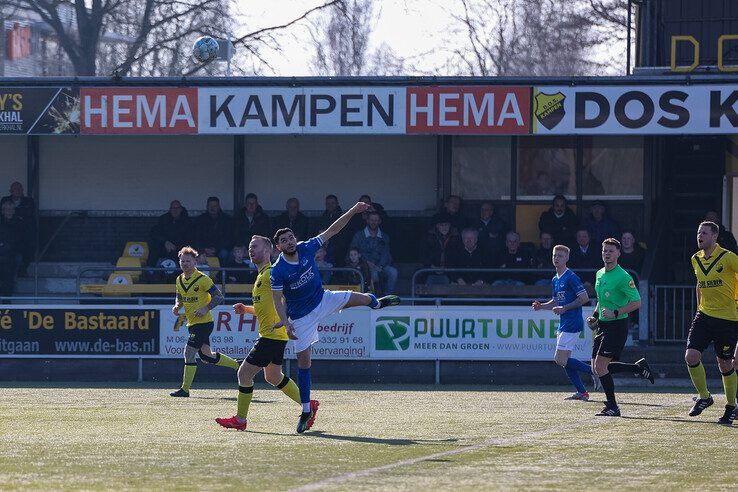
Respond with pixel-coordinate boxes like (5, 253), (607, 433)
(276, 374), (301, 405)
(182, 363), (197, 392)
(722, 369), (737, 407)
(687, 362), (709, 399)
(237, 385), (254, 419)
(216, 353), (240, 370)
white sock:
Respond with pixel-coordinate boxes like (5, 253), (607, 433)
(302, 402), (311, 412)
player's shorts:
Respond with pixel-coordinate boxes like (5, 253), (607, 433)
(186, 321), (214, 349)
(687, 310), (738, 360)
(591, 318), (628, 360)
(245, 337), (288, 367)
(556, 331), (582, 352)
(291, 290), (352, 353)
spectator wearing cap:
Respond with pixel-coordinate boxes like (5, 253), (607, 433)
(234, 193), (271, 247)
(148, 200), (192, 267)
(349, 210), (397, 294)
(431, 195), (466, 233)
(538, 195), (578, 247)
(193, 196), (233, 264)
(619, 230), (645, 274)
(704, 209), (738, 254)
(421, 213), (462, 269)
(274, 197), (310, 241)
(0, 182), (36, 275)
(448, 228), (489, 285)
(583, 200), (619, 248)
(473, 201), (507, 257)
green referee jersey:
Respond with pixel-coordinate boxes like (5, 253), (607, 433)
(595, 264), (641, 321)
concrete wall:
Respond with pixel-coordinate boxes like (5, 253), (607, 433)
(39, 136), (234, 211)
(1, 136), (27, 189)
(243, 135), (438, 211)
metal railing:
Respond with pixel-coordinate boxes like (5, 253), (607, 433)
(650, 284), (695, 343)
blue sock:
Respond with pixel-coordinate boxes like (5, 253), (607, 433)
(298, 367), (311, 412)
(564, 365), (587, 394)
(566, 357), (593, 375)
(367, 293), (379, 308)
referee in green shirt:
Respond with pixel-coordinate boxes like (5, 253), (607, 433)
(587, 237), (653, 416)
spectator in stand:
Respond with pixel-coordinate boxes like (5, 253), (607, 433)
(431, 195), (465, 233)
(315, 194), (349, 261)
(314, 246), (333, 284)
(348, 194), (389, 238)
(448, 228), (488, 285)
(619, 230), (646, 274)
(193, 196), (233, 264)
(350, 211), (397, 294)
(538, 195), (578, 247)
(583, 200), (620, 247)
(569, 228), (601, 271)
(148, 200), (192, 267)
(225, 245), (255, 283)
(493, 231), (532, 286)
(274, 197), (309, 241)
(1, 182), (36, 275)
(421, 213), (461, 271)
(234, 193), (271, 247)
(533, 231), (554, 269)
(344, 247), (373, 292)
(315, 194), (342, 232)
(0, 202), (20, 296)
(473, 201), (507, 256)
(704, 209), (738, 254)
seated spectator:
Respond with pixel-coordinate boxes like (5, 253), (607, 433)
(148, 200), (192, 267)
(538, 194), (578, 247)
(344, 247), (373, 292)
(0, 202), (20, 296)
(704, 209), (738, 253)
(234, 193), (271, 247)
(193, 196), (233, 264)
(225, 245), (255, 283)
(619, 230), (645, 274)
(315, 194), (350, 261)
(494, 231), (531, 286)
(350, 211), (397, 295)
(569, 228), (601, 270)
(473, 201), (507, 256)
(583, 200), (619, 247)
(532, 231), (554, 269)
(0, 181), (36, 275)
(431, 195), (465, 233)
(314, 246), (333, 284)
(274, 197), (309, 241)
(448, 228), (488, 285)
(421, 213), (462, 272)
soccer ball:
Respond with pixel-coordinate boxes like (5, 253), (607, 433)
(193, 36), (219, 63)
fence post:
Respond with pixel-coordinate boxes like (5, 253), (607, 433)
(639, 279), (649, 343)
(435, 359), (440, 385)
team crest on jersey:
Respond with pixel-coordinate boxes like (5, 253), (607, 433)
(628, 280), (635, 288)
(605, 291), (610, 298)
(194, 286), (199, 292)
(716, 264), (724, 273)
(256, 280), (262, 287)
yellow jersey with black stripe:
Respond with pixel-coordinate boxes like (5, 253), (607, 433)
(176, 269), (215, 326)
(253, 264), (288, 341)
(691, 244), (738, 321)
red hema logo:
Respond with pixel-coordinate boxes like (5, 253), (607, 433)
(81, 87), (197, 134)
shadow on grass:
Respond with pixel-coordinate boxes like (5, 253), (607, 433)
(190, 396), (275, 403)
(621, 415), (737, 427)
(245, 430), (460, 446)
(584, 399), (665, 408)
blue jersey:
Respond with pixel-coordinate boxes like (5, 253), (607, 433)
(552, 269), (587, 333)
(271, 236), (325, 320)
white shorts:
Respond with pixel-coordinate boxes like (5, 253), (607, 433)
(291, 290), (352, 353)
(556, 331), (581, 352)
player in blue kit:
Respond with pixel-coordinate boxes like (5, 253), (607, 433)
(271, 201), (400, 433)
(533, 244), (594, 400)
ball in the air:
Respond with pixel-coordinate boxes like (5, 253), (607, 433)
(193, 36), (219, 63)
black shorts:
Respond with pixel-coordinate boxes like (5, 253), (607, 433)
(687, 311), (738, 360)
(592, 318), (629, 361)
(186, 321), (214, 349)
(245, 337), (288, 368)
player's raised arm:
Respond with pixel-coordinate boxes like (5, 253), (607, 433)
(318, 202), (370, 242)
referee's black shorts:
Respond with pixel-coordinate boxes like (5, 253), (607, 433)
(592, 318), (629, 360)
(245, 337), (288, 367)
(186, 321), (214, 349)
(687, 311), (738, 360)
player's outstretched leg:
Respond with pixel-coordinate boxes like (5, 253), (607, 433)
(344, 292), (400, 310)
(607, 359), (655, 384)
(198, 345), (240, 370)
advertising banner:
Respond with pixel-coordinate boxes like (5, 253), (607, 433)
(158, 306), (371, 359)
(406, 86), (530, 134)
(80, 87), (198, 134)
(198, 87), (406, 134)
(0, 87), (79, 134)
(533, 85), (738, 134)
(0, 306), (159, 356)
(372, 306), (592, 361)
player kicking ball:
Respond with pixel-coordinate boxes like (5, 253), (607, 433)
(271, 202), (400, 433)
(533, 244), (593, 401)
(216, 236), (303, 431)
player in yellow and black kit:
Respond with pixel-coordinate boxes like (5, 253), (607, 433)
(685, 221), (738, 425)
(170, 246), (240, 397)
(215, 236), (302, 431)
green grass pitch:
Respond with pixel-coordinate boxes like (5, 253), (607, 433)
(0, 383), (736, 490)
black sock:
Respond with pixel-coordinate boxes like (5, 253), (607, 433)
(608, 362), (640, 375)
(599, 373), (617, 407)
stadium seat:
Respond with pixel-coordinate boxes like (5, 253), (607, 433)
(122, 241), (149, 264)
(107, 273), (133, 285)
(204, 257), (221, 280)
(115, 256), (143, 281)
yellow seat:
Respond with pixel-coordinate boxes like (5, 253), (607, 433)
(108, 273), (133, 285)
(204, 257), (221, 280)
(115, 256), (143, 281)
(123, 241), (149, 264)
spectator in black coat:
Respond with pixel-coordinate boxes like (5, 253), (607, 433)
(148, 200), (192, 267)
(234, 193), (271, 248)
(705, 209), (738, 254)
(493, 231), (531, 286)
(532, 231), (554, 269)
(569, 228), (600, 283)
(344, 247), (373, 292)
(314, 194), (349, 261)
(583, 200), (620, 247)
(0, 181), (35, 222)
(225, 245), (256, 283)
(448, 228), (488, 285)
(0, 202), (21, 295)
(421, 213), (461, 269)
(538, 195), (578, 247)
(473, 201), (507, 257)
(619, 230), (646, 274)
(193, 196), (233, 264)
(431, 195), (465, 233)
(274, 197), (310, 241)
(0, 181), (36, 274)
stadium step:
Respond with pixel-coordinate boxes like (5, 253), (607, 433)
(26, 261), (113, 278)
